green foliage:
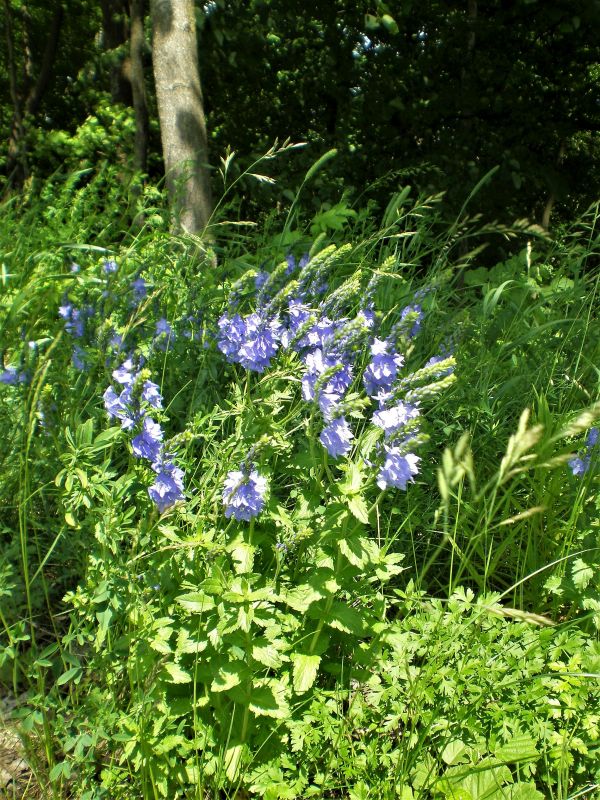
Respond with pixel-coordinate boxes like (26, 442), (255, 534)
(0, 179), (599, 799)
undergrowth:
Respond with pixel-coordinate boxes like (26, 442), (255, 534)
(0, 162), (599, 799)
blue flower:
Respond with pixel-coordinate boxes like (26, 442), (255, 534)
(569, 456), (589, 477)
(217, 313), (246, 361)
(318, 390), (342, 421)
(399, 304), (423, 338)
(238, 313), (281, 372)
(132, 417), (163, 463)
(569, 427), (599, 477)
(372, 402), (420, 438)
(103, 384), (138, 430)
(131, 276), (147, 302)
(155, 318), (173, 338)
(363, 338), (404, 397)
(148, 462), (185, 513)
(377, 447), (420, 490)
(72, 345), (87, 371)
(285, 255), (296, 275)
(281, 299), (312, 349)
(103, 259), (118, 274)
(319, 416), (354, 459)
(141, 380), (163, 409)
(222, 468), (268, 521)
(255, 270), (269, 291)
(302, 348), (353, 402)
(0, 366), (26, 385)
(59, 302), (85, 338)
(112, 358), (137, 386)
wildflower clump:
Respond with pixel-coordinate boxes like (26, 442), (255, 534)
(103, 358), (184, 512)
(216, 248), (456, 519)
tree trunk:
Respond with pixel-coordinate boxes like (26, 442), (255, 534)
(150, 0), (212, 235)
(541, 140), (566, 230)
(129, 0), (149, 172)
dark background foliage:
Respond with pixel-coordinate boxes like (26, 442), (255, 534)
(1, 0), (600, 226)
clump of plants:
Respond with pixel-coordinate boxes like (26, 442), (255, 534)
(1, 185), (599, 799)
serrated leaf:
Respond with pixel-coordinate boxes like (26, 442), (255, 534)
(154, 735), (185, 754)
(291, 653), (321, 693)
(495, 735), (538, 763)
(248, 680), (289, 718)
(176, 592), (216, 613)
(571, 557), (594, 590)
(442, 740), (470, 766)
(339, 534), (378, 568)
(252, 642), (285, 669)
(339, 462), (363, 495)
(175, 628), (208, 654)
(211, 661), (247, 692)
(324, 602), (365, 635)
(150, 638), (172, 655)
(229, 541), (255, 574)
(348, 495), (369, 523)
(285, 583), (326, 612)
(163, 663), (192, 683)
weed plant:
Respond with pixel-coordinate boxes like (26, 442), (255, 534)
(0, 162), (599, 799)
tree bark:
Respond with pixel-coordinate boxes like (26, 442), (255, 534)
(150, 0), (212, 235)
(129, 0), (149, 172)
(541, 140), (566, 230)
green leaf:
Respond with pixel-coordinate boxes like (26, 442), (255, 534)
(495, 735), (538, 763)
(176, 592), (216, 613)
(571, 557), (594, 590)
(225, 743), (244, 782)
(381, 14), (399, 34)
(163, 663), (192, 684)
(285, 583), (326, 612)
(229, 540), (255, 574)
(248, 680), (289, 718)
(348, 495), (369, 524)
(291, 653), (321, 693)
(211, 661), (247, 692)
(324, 602), (365, 635)
(49, 760), (72, 781)
(442, 739), (470, 766)
(339, 462), (363, 495)
(154, 735), (186, 754)
(252, 641), (285, 669)
(339, 534), (378, 568)
(56, 667), (82, 686)
(509, 785), (544, 800)
(93, 426), (122, 448)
